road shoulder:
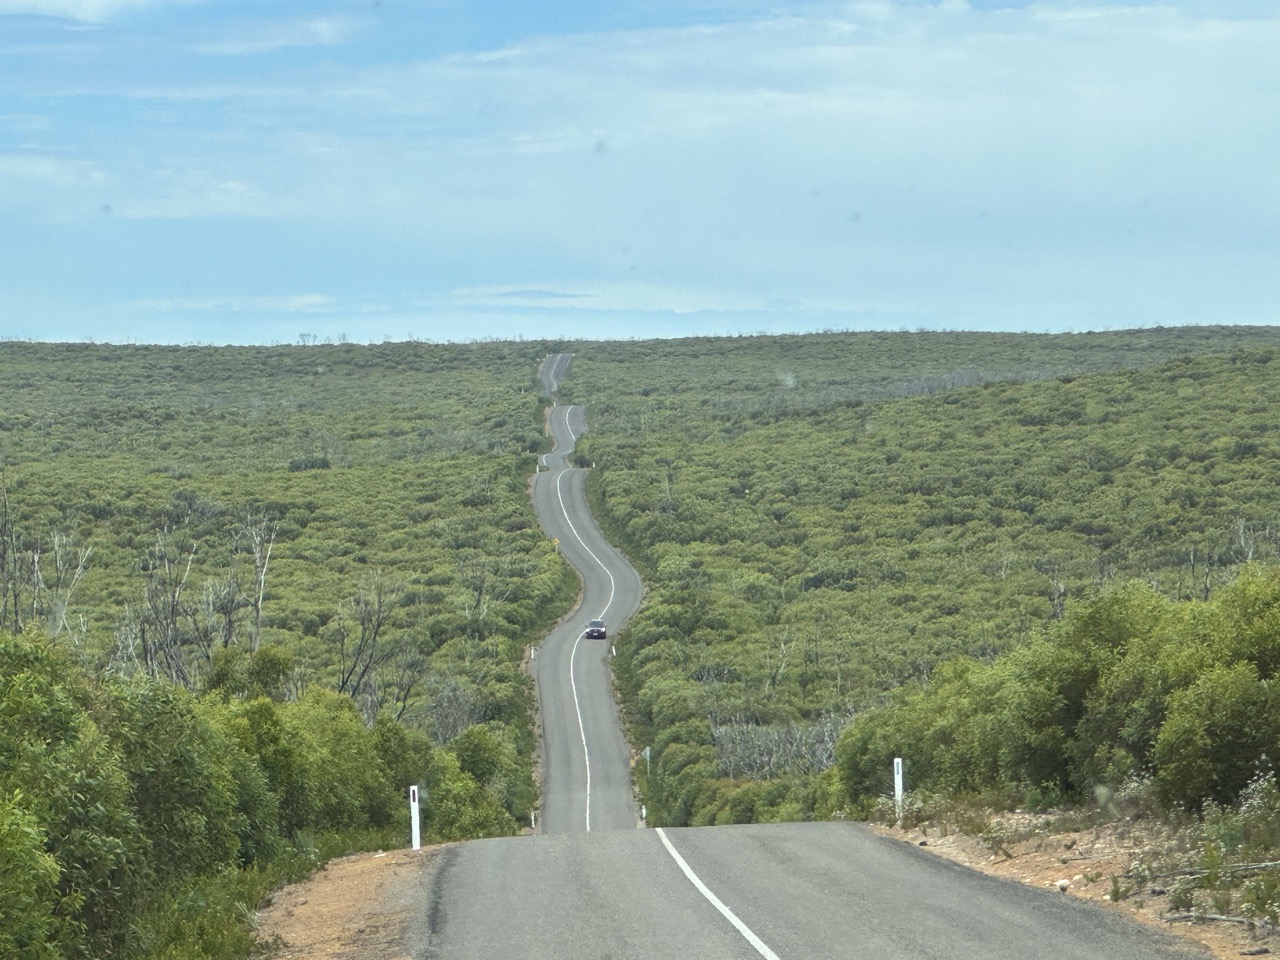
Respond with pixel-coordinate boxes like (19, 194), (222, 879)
(870, 817), (1266, 960)
(256, 846), (445, 960)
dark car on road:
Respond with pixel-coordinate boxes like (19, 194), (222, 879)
(585, 619), (607, 639)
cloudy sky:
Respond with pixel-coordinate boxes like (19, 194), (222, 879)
(1, 0), (1277, 345)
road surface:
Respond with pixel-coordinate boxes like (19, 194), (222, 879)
(414, 354), (1208, 959)
(417, 823), (1207, 960)
(532, 353), (644, 833)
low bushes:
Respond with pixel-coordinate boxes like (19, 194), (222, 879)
(834, 568), (1280, 817)
(0, 627), (516, 960)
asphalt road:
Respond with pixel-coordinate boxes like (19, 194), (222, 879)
(417, 824), (1207, 960)
(414, 354), (1208, 959)
(532, 353), (644, 833)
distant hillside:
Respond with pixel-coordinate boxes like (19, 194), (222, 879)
(0, 340), (566, 680)
(566, 327), (1280, 825)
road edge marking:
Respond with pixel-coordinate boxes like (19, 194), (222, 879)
(656, 828), (783, 960)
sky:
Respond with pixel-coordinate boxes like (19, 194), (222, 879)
(1, 0), (1277, 346)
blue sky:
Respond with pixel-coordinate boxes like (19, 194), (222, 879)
(1, 0), (1277, 345)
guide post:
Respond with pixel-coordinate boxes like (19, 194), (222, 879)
(893, 758), (904, 825)
(409, 785), (421, 851)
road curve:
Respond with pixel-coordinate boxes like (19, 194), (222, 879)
(532, 353), (644, 833)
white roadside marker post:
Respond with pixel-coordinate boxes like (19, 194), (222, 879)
(409, 785), (422, 851)
(893, 758), (904, 826)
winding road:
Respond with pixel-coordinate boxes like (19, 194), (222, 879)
(414, 354), (1208, 960)
(532, 354), (644, 833)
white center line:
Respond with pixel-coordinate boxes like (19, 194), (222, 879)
(552, 401), (616, 832)
(657, 828), (783, 960)
(568, 627), (592, 832)
(554, 460), (616, 618)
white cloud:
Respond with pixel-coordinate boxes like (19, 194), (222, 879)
(0, 0), (190, 21)
(0, 152), (104, 185)
(0, 113), (54, 135)
(194, 16), (360, 56)
(130, 294), (337, 314)
(444, 282), (773, 315)
(4, 1), (1280, 339)
(0, 152), (110, 219)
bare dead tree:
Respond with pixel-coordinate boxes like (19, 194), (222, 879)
(37, 532), (92, 638)
(1199, 529), (1227, 601)
(188, 570), (247, 661)
(1236, 517), (1260, 563)
(1034, 556), (1068, 620)
(380, 637), (432, 722)
(0, 484), (93, 640)
(108, 605), (144, 677)
(351, 632), (433, 725)
(764, 629), (791, 696)
(239, 512), (276, 652)
(117, 527), (199, 687)
(1049, 573), (1067, 620)
(712, 710), (855, 780)
(10, 528), (93, 639)
(456, 552), (517, 662)
(0, 486), (21, 633)
(335, 570), (404, 696)
(425, 671), (487, 744)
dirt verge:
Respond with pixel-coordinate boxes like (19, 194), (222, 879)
(256, 846), (445, 960)
(871, 816), (1273, 959)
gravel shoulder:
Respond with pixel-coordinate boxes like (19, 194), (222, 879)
(870, 817), (1271, 960)
(256, 846), (446, 960)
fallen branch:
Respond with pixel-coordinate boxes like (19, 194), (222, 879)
(1152, 860), (1280, 881)
(1164, 912), (1275, 932)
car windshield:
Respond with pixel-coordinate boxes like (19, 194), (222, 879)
(589, 620), (605, 628)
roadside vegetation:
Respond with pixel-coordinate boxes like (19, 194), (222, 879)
(568, 327), (1280, 927)
(0, 339), (574, 959)
(10, 328), (1280, 956)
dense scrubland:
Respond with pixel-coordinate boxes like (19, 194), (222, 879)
(571, 327), (1280, 925)
(9, 327), (1280, 957)
(1, 339), (574, 959)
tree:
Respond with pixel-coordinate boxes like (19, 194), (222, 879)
(0, 489), (91, 640)
(110, 527), (199, 686)
(1153, 662), (1279, 810)
(238, 511), (276, 653)
(335, 570), (405, 698)
(0, 793), (61, 960)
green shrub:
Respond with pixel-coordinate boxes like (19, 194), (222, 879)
(278, 688), (399, 833)
(0, 792), (62, 960)
(420, 749), (517, 841)
(1153, 662), (1279, 810)
(100, 679), (243, 885)
(2, 630), (146, 956)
